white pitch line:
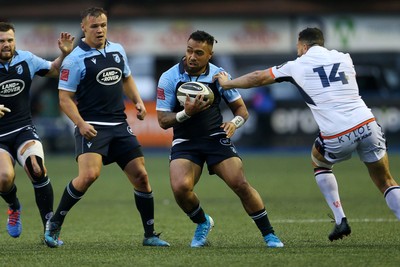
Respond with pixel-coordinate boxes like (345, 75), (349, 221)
(273, 218), (398, 223)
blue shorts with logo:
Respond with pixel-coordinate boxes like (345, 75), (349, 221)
(74, 121), (143, 169)
(170, 133), (240, 175)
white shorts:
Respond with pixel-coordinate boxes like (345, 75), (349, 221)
(314, 120), (387, 164)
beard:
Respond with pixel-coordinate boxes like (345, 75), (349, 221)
(0, 48), (14, 62)
(184, 59), (204, 75)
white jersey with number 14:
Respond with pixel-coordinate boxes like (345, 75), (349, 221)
(270, 46), (375, 137)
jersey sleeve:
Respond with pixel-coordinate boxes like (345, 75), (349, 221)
(27, 52), (52, 78)
(270, 61), (294, 81)
(58, 56), (82, 92)
(156, 71), (178, 112)
(215, 67), (242, 103)
(118, 44), (131, 77)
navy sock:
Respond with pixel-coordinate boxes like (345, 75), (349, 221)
(52, 181), (84, 225)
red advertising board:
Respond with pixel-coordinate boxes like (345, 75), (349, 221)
(125, 101), (172, 147)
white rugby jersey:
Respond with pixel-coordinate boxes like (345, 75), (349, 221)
(270, 46), (375, 137)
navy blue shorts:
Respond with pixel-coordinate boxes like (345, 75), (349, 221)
(74, 122), (143, 169)
(0, 125), (42, 162)
(170, 133), (240, 175)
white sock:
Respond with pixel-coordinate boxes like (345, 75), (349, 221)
(315, 168), (345, 224)
(384, 186), (400, 220)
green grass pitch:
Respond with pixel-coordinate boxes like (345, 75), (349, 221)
(1, 152), (400, 266)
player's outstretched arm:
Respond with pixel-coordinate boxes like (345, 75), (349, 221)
(215, 69), (275, 90)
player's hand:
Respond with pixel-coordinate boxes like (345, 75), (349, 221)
(184, 94), (210, 116)
(58, 32), (75, 55)
(221, 121), (237, 138)
(213, 71), (229, 89)
(78, 122), (97, 140)
(136, 102), (147, 120)
(0, 104), (11, 118)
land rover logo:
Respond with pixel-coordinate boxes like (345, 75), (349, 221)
(96, 67), (122, 85)
(0, 79), (25, 97)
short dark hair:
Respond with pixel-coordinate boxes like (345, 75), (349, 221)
(0, 21), (15, 33)
(298, 27), (324, 47)
(80, 7), (107, 20)
(188, 30), (217, 46)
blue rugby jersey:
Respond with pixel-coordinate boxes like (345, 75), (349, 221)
(58, 39), (131, 123)
(0, 50), (51, 134)
(156, 59), (242, 140)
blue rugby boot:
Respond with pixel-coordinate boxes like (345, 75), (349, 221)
(143, 232), (170, 247)
(191, 214), (214, 248)
(44, 220), (62, 248)
(264, 233), (284, 248)
(7, 207), (22, 238)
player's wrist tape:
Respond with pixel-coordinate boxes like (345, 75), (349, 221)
(230, 115), (245, 129)
(176, 110), (191, 123)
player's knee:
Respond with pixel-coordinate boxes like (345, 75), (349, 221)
(0, 163), (14, 183)
(230, 179), (251, 196)
(133, 172), (149, 189)
(25, 156), (46, 181)
(0, 171), (14, 189)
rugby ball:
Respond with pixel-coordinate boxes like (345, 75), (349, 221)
(177, 82), (214, 107)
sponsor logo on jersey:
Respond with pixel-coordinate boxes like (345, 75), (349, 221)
(157, 87), (165, 100)
(60, 69), (69, 81)
(96, 67), (122, 85)
(0, 79), (25, 97)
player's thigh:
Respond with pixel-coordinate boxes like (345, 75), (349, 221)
(77, 152), (103, 179)
(170, 158), (202, 191)
(313, 135), (354, 164)
(0, 150), (15, 182)
(212, 156), (245, 188)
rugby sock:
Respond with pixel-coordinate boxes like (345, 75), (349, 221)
(32, 176), (54, 227)
(314, 168), (346, 224)
(384, 186), (400, 220)
(250, 208), (274, 236)
(134, 190), (155, 238)
(0, 184), (20, 210)
(52, 181), (84, 225)
(187, 204), (206, 224)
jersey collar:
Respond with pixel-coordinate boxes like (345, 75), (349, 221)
(78, 39), (110, 51)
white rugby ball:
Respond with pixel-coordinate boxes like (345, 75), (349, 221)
(177, 82), (214, 107)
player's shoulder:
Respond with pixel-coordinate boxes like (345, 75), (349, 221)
(106, 40), (125, 53)
(66, 45), (86, 59)
(62, 47), (83, 67)
(14, 50), (36, 61)
(208, 62), (225, 75)
(161, 62), (180, 77)
(329, 48), (352, 61)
